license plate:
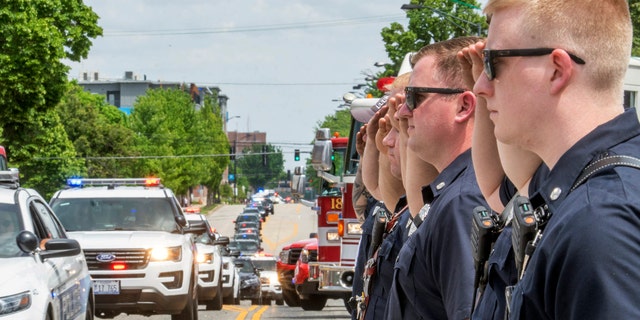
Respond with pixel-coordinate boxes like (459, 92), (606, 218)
(93, 280), (120, 295)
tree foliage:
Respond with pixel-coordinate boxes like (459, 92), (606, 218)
(631, 0), (640, 56)
(0, 0), (102, 126)
(128, 88), (229, 199)
(376, 0), (485, 86)
(236, 143), (284, 191)
(57, 82), (139, 178)
(4, 108), (83, 198)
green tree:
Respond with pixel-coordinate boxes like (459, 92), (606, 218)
(193, 93), (229, 205)
(56, 82), (139, 178)
(236, 143), (284, 191)
(128, 88), (204, 195)
(0, 0), (101, 126)
(631, 0), (640, 56)
(375, 0), (485, 92)
(4, 109), (84, 198)
(0, 0), (101, 196)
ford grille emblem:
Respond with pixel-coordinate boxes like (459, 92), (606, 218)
(96, 253), (116, 262)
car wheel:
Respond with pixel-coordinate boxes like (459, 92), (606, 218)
(205, 282), (223, 310)
(172, 276), (198, 320)
(300, 295), (327, 311)
(85, 294), (95, 320)
(275, 298), (284, 306)
(262, 298), (271, 305)
(282, 288), (300, 307)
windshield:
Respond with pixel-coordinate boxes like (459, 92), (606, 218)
(234, 241), (259, 252)
(251, 259), (276, 271)
(237, 260), (255, 273)
(236, 215), (258, 222)
(0, 204), (24, 258)
(51, 198), (177, 232)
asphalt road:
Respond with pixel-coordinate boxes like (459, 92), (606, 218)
(113, 202), (352, 320)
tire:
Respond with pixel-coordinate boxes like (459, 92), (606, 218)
(251, 298), (260, 305)
(172, 275), (198, 320)
(282, 288), (300, 307)
(85, 294), (95, 320)
(205, 282), (223, 311)
(343, 296), (353, 315)
(262, 298), (271, 305)
(300, 295), (327, 311)
(275, 298), (284, 306)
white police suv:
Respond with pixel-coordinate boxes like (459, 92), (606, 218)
(0, 170), (93, 320)
(50, 178), (202, 320)
(184, 213), (224, 310)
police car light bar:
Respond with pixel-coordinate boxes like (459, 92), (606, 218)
(66, 178), (162, 188)
(0, 169), (20, 189)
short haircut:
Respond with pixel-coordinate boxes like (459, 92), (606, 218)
(484, 0), (632, 91)
(411, 36), (484, 90)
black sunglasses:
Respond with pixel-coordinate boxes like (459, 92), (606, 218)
(483, 48), (586, 80)
(404, 86), (466, 112)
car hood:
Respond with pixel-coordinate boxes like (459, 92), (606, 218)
(68, 231), (187, 249)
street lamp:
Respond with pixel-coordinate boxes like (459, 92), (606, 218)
(400, 3), (483, 36)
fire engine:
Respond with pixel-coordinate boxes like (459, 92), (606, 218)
(290, 112), (376, 311)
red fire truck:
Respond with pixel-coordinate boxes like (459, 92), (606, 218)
(290, 108), (376, 311)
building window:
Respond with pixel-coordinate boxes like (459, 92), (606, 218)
(107, 91), (121, 107)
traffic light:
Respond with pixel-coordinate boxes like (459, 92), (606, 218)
(294, 149), (300, 161)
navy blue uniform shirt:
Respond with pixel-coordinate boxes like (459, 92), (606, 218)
(365, 204), (410, 320)
(472, 167), (549, 320)
(509, 109), (640, 319)
(385, 150), (487, 319)
(351, 197), (379, 320)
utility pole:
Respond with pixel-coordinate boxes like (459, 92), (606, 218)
(233, 139), (237, 204)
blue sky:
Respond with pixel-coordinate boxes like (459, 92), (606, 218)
(66, 0), (484, 171)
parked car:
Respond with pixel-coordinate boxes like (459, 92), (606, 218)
(235, 257), (262, 304)
(185, 214), (225, 310)
(251, 255), (283, 305)
(0, 170), (94, 320)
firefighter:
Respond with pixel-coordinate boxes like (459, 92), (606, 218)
(386, 37), (488, 320)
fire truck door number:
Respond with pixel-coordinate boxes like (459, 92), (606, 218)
(331, 198), (342, 210)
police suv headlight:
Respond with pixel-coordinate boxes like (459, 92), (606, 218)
(347, 222), (363, 235)
(268, 273), (280, 285)
(0, 291), (31, 315)
(150, 246), (182, 262)
(196, 252), (213, 264)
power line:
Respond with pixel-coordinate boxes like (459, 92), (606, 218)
(105, 15), (405, 37)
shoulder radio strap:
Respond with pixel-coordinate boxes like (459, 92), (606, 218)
(571, 155), (640, 191)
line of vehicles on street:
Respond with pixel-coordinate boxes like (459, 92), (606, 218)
(0, 158), (282, 320)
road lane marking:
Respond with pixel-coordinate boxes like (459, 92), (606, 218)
(251, 306), (269, 320)
(262, 223), (298, 252)
(223, 305), (246, 312)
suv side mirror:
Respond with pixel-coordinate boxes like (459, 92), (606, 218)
(214, 236), (230, 246)
(175, 215), (187, 227)
(184, 220), (207, 235)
